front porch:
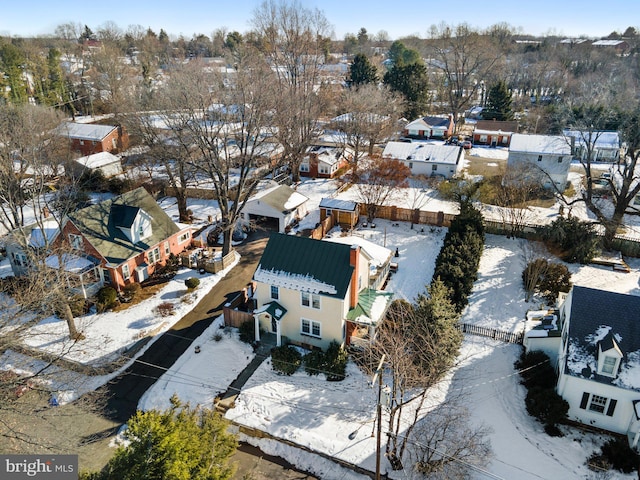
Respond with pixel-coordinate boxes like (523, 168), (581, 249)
(45, 252), (104, 299)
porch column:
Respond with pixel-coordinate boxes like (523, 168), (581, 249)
(276, 320), (282, 347)
(253, 313), (261, 343)
(633, 430), (640, 449)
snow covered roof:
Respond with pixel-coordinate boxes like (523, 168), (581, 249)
(524, 310), (560, 338)
(347, 289), (394, 326)
(565, 286), (640, 390)
(592, 39), (627, 47)
(404, 115), (452, 131)
(74, 152), (121, 169)
(382, 142), (462, 165)
(324, 235), (392, 267)
(563, 130), (620, 149)
(45, 252), (98, 273)
(57, 122), (117, 141)
(319, 198), (358, 212)
(509, 134), (571, 155)
(248, 184), (308, 212)
(254, 233), (354, 298)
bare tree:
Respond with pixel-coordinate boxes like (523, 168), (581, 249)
(146, 54), (279, 255)
(353, 158), (410, 223)
(86, 43), (138, 115)
(427, 23), (501, 129)
(330, 84), (404, 170)
(495, 163), (543, 238)
(250, 0), (333, 182)
(405, 399), (492, 479)
(359, 280), (462, 467)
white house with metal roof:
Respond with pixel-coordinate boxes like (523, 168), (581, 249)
(507, 134), (572, 189)
(382, 141), (465, 179)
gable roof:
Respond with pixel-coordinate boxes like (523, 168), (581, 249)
(509, 134), (571, 155)
(382, 142), (463, 165)
(254, 233), (354, 299)
(58, 122), (117, 142)
(565, 286), (640, 390)
(248, 184), (308, 213)
(66, 187), (180, 265)
(475, 120), (519, 133)
(405, 115), (452, 131)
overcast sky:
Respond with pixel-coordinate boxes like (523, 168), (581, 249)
(1, 0), (636, 40)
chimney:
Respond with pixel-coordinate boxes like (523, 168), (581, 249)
(349, 245), (360, 308)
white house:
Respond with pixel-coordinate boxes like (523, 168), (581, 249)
(71, 151), (123, 178)
(382, 141), (464, 179)
(240, 183), (308, 233)
(252, 234), (393, 350)
(563, 130), (621, 163)
(554, 286), (640, 449)
(507, 134), (572, 189)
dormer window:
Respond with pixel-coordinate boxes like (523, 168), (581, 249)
(602, 356), (617, 375)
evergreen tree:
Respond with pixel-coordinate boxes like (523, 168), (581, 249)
(96, 396), (237, 480)
(0, 43), (28, 103)
(387, 41), (421, 67)
(482, 80), (513, 121)
(347, 53), (378, 87)
(383, 62), (429, 119)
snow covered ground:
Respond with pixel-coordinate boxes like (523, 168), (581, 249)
(2, 176), (640, 479)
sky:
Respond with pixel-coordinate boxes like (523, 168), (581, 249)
(1, 0), (636, 41)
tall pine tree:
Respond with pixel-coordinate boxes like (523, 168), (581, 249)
(482, 80), (513, 121)
(348, 53), (378, 87)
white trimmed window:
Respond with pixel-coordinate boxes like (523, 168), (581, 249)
(301, 319), (321, 338)
(178, 232), (190, 243)
(300, 163), (309, 173)
(589, 395), (607, 413)
(122, 264), (130, 281)
(164, 241), (170, 256)
(148, 247), (160, 264)
(602, 356), (617, 375)
(270, 285), (279, 300)
(301, 292), (320, 309)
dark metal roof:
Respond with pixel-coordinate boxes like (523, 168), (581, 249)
(255, 233), (354, 299)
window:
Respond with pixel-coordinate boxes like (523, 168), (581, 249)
(558, 156), (563, 163)
(301, 292), (320, 309)
(408, 162), (413, 169)
(178, 232), (190, 243)
(602, 356), (617, 375)
(79, 140), (84, 146)
(270, 285), (279, 300)
(432, 164), (438, 171)
(319, 164), (329, 174)
(69, 233), (83, 250)
(148, 247), (160, 264)
(139, 225), (145, 236)
(122, 264), (130, 281)
(164, 241), (170, 256)
(480, 135), (488, 143)
(589, 395), (607, 413)
(325, 208), (332, 217)
(300, 163), (309, 172)
(301, 319), (321, 338)
(112, 138), (117, 149)
(537, 155), (543, 162)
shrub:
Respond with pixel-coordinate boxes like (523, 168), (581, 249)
(68, 295), (88, 317)
(522, 259), (572, 305)
(542, 216), (600, 263)
(515, 350), (556, 389)
(96, 286), (118, 312)
(524, 386), (569, 432)
(303, 350), (325, 376)
(238, 320), (255, 344)
(155, 302), (175, 317)
(324, 340), (348, 381)
(185, 277), (200, 290)
(271, 345), (302, 375)
(598, 436), (639, 473)
(122, 283), (141, 298)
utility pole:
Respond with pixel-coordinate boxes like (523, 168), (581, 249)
(371, 354), (386, 480)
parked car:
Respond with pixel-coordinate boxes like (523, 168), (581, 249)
(460, 140), (473, 150)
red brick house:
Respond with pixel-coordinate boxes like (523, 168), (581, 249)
(57, 187), (192, 292)
(58, 122), (129, 156)
(299, 144), (352, 178)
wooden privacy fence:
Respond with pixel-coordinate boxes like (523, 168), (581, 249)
(457, 323), (524, 345)
(374, 205), (455, 227)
